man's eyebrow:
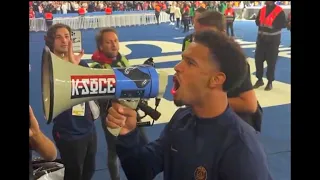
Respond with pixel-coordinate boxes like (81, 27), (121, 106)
(182, 54), (198, 65)
(55, 33), (70, 37)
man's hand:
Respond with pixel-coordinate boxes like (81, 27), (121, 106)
(68, 40), (84, 65)
(106, 101), (137, 135)
(29, 106), (40, 138)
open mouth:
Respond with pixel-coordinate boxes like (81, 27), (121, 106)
(171, 76), (180, 95)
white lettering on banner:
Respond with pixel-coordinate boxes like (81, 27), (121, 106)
(71, 75), (116, 99)
(80, 40), (291, 124)
(106, 78), (116, 94)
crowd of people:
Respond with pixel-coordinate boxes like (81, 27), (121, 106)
(29, 1), (291, 18)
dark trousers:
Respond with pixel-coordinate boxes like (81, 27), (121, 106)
(169, 13), (175, 22)
(254, 41), (280, 82)
(53, 132), (97, 180)
(101, 114), (148, 180)
(226, 22), (234, 37)
(45, 20), (53, 30)
(176, 18), (180, 28)
(155, 12), (160, 24)
(183, 18), (189, 32)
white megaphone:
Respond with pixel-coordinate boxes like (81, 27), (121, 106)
(41, 46), (168, 136)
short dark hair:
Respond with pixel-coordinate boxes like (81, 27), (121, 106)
(197, 11), (226, 32)
(193, 30), (247, 92)
(195, 7), (207, 14)
(95, 27), (118, 50)
(45, 23), (72, 52)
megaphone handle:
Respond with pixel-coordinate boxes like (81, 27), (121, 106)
(107, 99), (140, 137)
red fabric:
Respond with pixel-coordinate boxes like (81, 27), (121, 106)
(44, 13), (53, 20)
(105, 7), (112, 14)
(91, 50), (113, 64)
(78, 8), (85, 15)
(29, 10), (35, 18)
(259, 5), (283, 27)
(225, 8), (234, 16)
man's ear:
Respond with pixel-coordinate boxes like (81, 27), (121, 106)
(208, 72), (226, 89)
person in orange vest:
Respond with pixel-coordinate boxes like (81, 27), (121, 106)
(224, 3), (235, 37)
(253, 1), (286, 91)
(44, 9), (53, 29)
(105, 5), (112, 15)
(154, 2), (161, 25)
(78, 5), (85, 16)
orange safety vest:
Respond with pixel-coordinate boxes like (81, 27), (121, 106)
(105, 7), (112, 15)
(155, 5), (161, 13)
(224, 8), (234, 22)
(44, 12), (53, 20)
(78, 8), (85, 15)
(259, 5), (283, 36)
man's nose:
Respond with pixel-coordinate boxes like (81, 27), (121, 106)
(174, 61), (183, 73)
(62, 37), (69, 43)
(111, 42), (117, 47)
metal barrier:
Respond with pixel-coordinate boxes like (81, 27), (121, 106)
(29, 12), (170, 32)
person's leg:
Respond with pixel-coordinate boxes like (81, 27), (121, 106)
(226, 23), (231, 36)
(155, 12), (160, 24)
(253, 43), (266, 88)
(265, 42), (280, 91)
(53, 134), (89, 180)
(102, 118), (120, 180)
(230, 23), (235, 37)
(82, 132), (97, 180)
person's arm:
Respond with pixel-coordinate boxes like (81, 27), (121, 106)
(29, 106), (57, 161)
(255, 9), (261, 26)
(228, 90), (257, 113)
(272, 10), (286, 29)
(30, 131), (57, 161)
(233, 10), (236, 21)
(219, 135), (271, 180)
(228, 64), (257, 113)
(115, 110), (178, 179)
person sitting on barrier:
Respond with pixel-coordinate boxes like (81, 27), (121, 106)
(44, 8), (53, 29)
(44, 23), (98, 180)
(106, 30), (271, 180)
(90, 27), (149, 180)
(78, 5), (86, 16)
(29, 106), (57, 180)
(105, 5), (113, 15)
